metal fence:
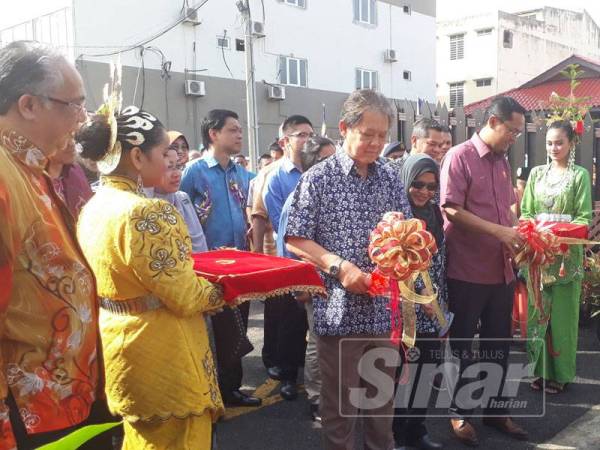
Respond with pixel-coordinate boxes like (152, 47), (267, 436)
(393, 99), (600, 201)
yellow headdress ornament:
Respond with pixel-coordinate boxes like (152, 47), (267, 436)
(96, 59), (123, 174)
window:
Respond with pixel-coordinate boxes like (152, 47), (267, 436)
(475, 78), (492, 87)
(216, 36), (230, 49)
(449, 82), (464, 108)
(353, 0), (377, 25)
(476, 28), (492, 36)
(355, 68), (378, 90)
(449, 34), (464, 60)
(283, 0), (306, 7)
(403, 70), (411, 81)
(279, 56), (308, 87)
(403, 5), (411, 15)
(235, 39), (245, 51)
(503, 30), (513, 48)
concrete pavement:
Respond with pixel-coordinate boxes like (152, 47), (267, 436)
(216, 302), (600, 450)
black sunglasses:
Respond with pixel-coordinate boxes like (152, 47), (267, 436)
(411, 181), (437, 192)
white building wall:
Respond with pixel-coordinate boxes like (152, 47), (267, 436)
(436, 7), (600, 108)
(436, 13), (499, 107)
(73, 0), (436, 101)
(496, 9), (600, 92)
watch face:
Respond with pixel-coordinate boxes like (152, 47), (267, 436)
(330, 266), (339, 277)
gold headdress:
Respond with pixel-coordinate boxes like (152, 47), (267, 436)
(546, 64), (591, 144)
(96, 59), (123, 174)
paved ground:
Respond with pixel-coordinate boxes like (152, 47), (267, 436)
(216, 302), (600, 450)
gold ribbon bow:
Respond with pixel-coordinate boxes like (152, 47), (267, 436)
(369, 213), (447, 347)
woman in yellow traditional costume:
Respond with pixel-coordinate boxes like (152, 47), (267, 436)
(76, 79), (225, 448)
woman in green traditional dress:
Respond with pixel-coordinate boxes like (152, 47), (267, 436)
(521, 120), (592, 394)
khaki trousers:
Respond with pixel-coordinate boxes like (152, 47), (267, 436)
(317, 333), (398, 450)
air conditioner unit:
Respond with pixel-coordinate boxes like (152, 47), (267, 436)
(185, 80), (206, 97)
(251, 21), (265, 37)
(268, 84), (285, 100)
(384, 49), (397, 62)
(182, 7), (201, 25)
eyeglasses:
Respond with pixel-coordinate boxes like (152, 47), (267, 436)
(354, 129), (389, 144)
(169, 144), (189, 151)
(501, 121), (523, 139)
(410, 181), (437, 192)
(39, 95), (86, 114)
(287, 131), (316, 140)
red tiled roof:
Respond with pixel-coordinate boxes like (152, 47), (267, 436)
(464, 77), (600, 114)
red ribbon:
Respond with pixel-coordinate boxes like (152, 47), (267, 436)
(515, 220), (563, 323)
(369, 269), (404, 344)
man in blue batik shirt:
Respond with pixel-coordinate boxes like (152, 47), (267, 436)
(181, 109), (261, 408)
(181, 111), (250, 250)
(285, 90), (413, 450)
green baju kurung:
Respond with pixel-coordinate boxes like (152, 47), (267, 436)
(520, 164), (592, 383)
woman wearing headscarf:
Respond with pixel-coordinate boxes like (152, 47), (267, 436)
(168, 130), (190, 166)
(392, 154), (452, 450)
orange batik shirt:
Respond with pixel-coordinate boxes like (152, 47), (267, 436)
(0, 130), (100, 449)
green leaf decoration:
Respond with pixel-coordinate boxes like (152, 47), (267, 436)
(36, 422), (122, 450)
(546, 63), (592, 142)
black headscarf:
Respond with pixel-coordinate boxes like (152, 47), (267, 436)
(400, 154), (444, 247)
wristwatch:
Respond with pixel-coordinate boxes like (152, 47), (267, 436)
(328, 256), (345, 279)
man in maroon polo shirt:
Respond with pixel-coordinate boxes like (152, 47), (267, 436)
(440, 97), (529, 447)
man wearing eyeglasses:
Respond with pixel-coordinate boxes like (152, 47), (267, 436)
(181, 109), (261, 408)
(262, 115), (314, 400)
(0, 41), (115, 449)
(285, 90), (413, 450)
(441, 96), (528, 447)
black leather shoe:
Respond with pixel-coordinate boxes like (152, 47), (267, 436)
(267, 366), (283, 380)
(410, 433), (443, 450)
(280, 380), (298, 401)
(223, 390), (262, 407)
(310, 404), (321, 422)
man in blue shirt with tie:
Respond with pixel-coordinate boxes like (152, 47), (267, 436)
(181, 109), (260, 407)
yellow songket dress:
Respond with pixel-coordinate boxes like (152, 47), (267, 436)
(77, 175), (225, 449)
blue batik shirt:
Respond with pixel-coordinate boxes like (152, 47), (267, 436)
(285, 149), (413, 336)
(181, 155), (251, 250)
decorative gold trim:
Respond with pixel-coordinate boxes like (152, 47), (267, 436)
(225, 285), (327, 306)
(215, 259), (236, 265)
